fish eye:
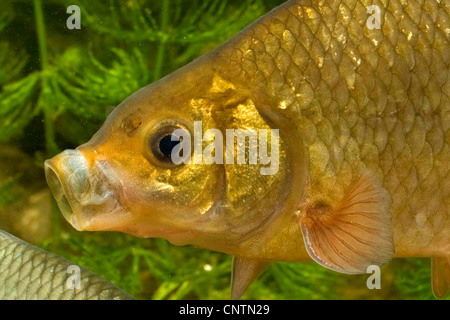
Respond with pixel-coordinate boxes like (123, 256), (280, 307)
(147, 122), (191, 166)
(158, 134), (180, 158)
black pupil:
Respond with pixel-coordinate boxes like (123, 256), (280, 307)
(159, 135), (180, 158)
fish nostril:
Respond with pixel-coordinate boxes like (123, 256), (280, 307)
(44, 160), (75, 224)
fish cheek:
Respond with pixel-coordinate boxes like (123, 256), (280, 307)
(206, 97), (292, 237)
(121, 154), (224, 232)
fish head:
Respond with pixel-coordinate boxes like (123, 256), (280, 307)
(44, 58), (303, 252)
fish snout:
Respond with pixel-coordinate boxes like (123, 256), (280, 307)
(45, 149), (125, 231)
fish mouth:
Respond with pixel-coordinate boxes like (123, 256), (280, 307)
(44, 149), (130, 231)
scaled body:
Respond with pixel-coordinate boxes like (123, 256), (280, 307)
(0, 230), (132, 300)
(45, 0), (450, 298)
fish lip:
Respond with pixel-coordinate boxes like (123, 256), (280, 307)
(44, 158), (81, 229)
(45, 149), (127, 231)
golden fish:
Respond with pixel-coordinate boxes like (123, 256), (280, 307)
(45, 0), (450, 299)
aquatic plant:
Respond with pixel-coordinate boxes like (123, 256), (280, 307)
(0, 0), (443, 300)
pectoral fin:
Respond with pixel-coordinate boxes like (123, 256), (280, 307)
(299, 171), (394, 274)
(432, 256), (450, 298)
(231, 257), (270, 300)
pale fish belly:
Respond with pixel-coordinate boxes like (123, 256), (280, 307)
(217, 0), (449, 257)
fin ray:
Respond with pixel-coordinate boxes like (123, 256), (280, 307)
(299, 171), (394, 274)
(231, 257), (270, 300)
(322, 223), (378, 269)
(333, 224), (377, 248)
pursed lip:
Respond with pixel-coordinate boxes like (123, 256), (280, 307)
(44, 149), (129, 231)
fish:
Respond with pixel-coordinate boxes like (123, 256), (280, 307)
(45, 0), (450, 299)
(0, 229), (133, 300)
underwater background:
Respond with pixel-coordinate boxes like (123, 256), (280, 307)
(0, 0), (443, 300)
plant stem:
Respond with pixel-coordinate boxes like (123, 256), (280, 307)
(34, 0), (60, 238)
(33, 0), (49, 70)
(153, 0), (170, 81)
(34, 0), (57, 156)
